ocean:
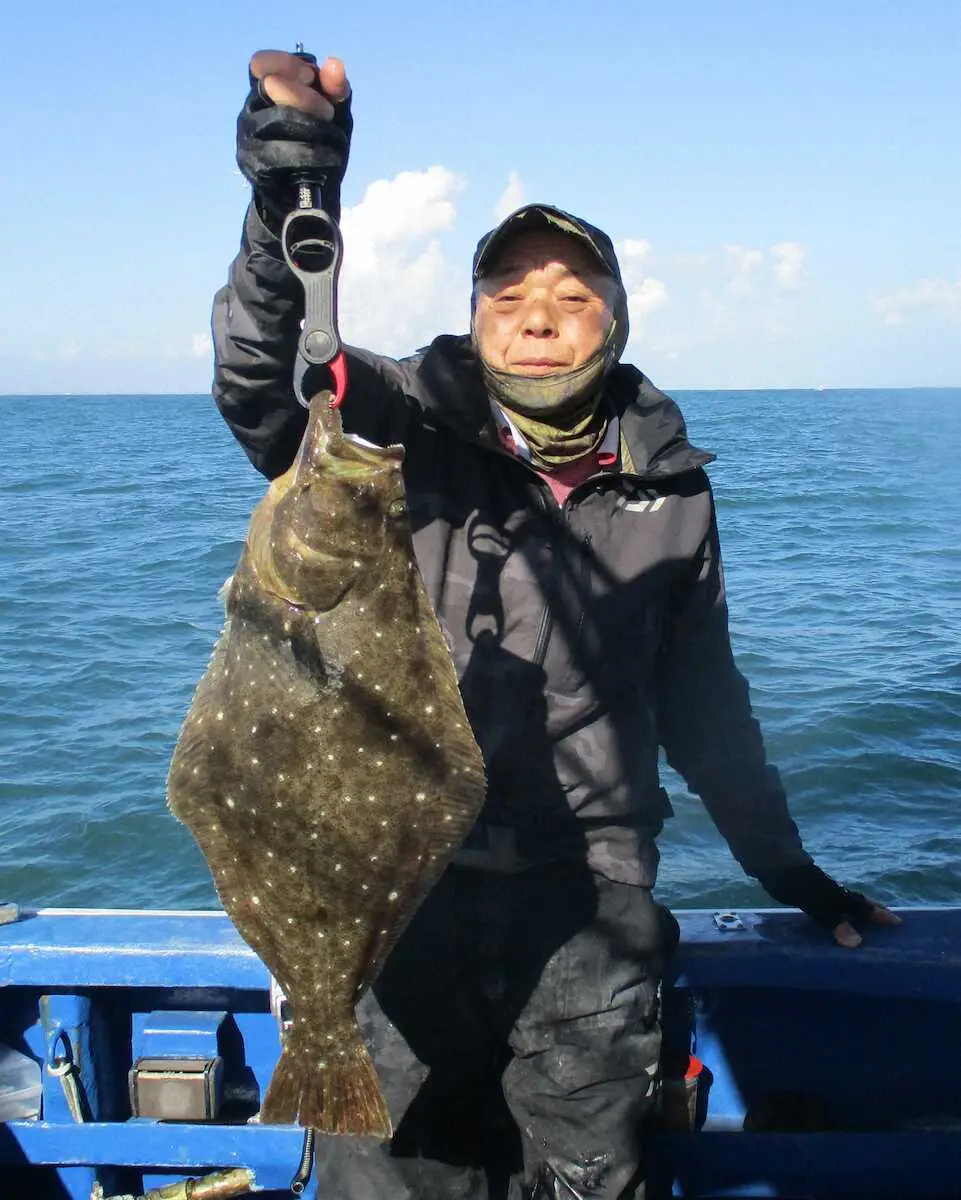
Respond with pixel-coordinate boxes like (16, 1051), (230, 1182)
(1, 389), (959, 913)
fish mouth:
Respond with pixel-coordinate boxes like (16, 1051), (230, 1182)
(302, 398), (405, 473)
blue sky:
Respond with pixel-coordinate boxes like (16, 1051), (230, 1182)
(2, 0), (959, 392)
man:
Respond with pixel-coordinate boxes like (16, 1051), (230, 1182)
(213, 50), (900, 1200)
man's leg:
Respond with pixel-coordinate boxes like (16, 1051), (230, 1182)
(501, 871), (677, 1200)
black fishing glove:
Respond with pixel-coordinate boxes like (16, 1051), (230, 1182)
(756, 863), (877, 931)
(237, 73), (353, 231)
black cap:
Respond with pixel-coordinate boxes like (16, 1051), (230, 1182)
(472, 204), (624, 286)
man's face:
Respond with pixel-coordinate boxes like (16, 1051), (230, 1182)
(473, 230), (616, 376)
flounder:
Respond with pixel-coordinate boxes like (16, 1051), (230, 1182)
(167, 394), (486, 1135)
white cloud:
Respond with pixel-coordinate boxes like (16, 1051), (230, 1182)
(620, 238), (651, 262)
(338, 167), (466, 356)
(771, 242), (806, 292)
(493, 171), (526, 221)
(627, 278), (668, 323)
(872, 277), (961, 326)
(725, 245), (764, 296)
(191, 333), (213, 358)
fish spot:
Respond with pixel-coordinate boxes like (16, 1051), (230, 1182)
(226, 798), (236, 809)
(343, 939), (352, 948)
(375, 759), (384, 767)
(192, 767), (199, 776)
(444, 814), (453, 822)
(375, 631), (383, 639)
(388, 891), (399, 902)
(275, 801), (283, 809)
(277, 773), (286, 782)
(361, 884), (369, 892)
(369, 855), (379, 863)
(310, 831), (318, 840)
(317, 931), (326, 939)
(216, 711), (225, 721)
(287, 917), (295, 925)
(416, 792), (426, 802)
(380, 819), (388, 828)
(288, 865), (297, 874)
(251, 896), (261, 906)
(424, 705), (435, 715)
(334, 863), (343, 872)
(267, 851), (274, 858)
(327, 753), (335, 761)
(271, 707), (278, 715)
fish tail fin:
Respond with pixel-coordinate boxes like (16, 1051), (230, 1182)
(260, 1029), (392, 1137)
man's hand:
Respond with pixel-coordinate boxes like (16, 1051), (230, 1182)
(757, 862), (902, 948)
(250, 51), (350, 119)
(237, 50), (353, 228)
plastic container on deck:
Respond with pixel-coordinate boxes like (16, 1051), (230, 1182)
(0, 1044), (42, 1120)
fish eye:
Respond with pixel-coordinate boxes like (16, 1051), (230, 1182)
(388, 497), (407, 519)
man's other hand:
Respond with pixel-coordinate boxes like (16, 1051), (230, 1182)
(757, 862), (902, 949)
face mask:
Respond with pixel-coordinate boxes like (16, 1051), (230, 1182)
(473, 317), (625, 469)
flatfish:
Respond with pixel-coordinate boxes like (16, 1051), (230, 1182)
(167, 393), (486, 1135)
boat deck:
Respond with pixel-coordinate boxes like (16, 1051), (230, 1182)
(2, 905), (960, 1198)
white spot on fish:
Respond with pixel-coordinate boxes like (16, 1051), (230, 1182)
(277, 773), (286, 782)
(334, 863), (343, 872)
(216, 711), (224, 721)
(388, 891), (399, 902)
(226, 798), (236, 809)
(416, 792), (426, 802)
(251, 896), (261, 906)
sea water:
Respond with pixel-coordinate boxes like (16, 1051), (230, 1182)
(0, 389), (958, 911)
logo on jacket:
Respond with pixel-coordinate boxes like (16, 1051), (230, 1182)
(623, 497), (666, 514)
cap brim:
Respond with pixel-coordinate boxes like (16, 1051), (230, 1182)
(472, 205), (614, 280)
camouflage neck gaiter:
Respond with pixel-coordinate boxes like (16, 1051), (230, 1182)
(477, 320), (621, 470)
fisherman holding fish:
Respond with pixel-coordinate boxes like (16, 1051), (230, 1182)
(206, 49), (901, 1200)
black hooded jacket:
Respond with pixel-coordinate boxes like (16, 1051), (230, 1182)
(211, 203), (811, 886)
